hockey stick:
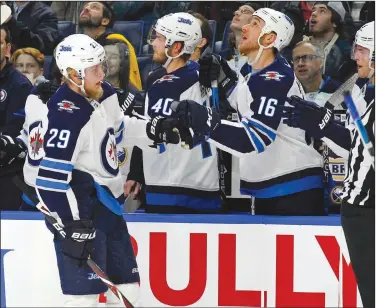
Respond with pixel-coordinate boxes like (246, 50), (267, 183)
(343, 91), (375, 167)
(211, 80), (220, 113)
(324, 73), (358, 109)
(12, 176), (134, 308)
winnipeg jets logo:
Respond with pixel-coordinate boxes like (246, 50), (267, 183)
(155, 75), (180, 83)
(107, 139), (117, 163)
(260, 71), (285, 81)
(58, 100), (80, 113)
(101, 128), (119, 176)
(29, 128), (44, 158)
(0, 89), (7, 102)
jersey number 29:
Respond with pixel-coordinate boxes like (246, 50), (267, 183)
(46, 129), (71, 148)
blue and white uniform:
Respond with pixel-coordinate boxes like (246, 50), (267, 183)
(209, 55), (324, 199)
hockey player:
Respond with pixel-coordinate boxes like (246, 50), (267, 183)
(139, 12), (221, 213)
(33, 34), (180, 307)
(281, 21), (375, 308)
(175, 8), (326, 215)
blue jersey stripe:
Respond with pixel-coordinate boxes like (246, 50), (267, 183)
(242, 121), (265, 153)
(36, 178), (70, 191)
(40, 159), (74, 172)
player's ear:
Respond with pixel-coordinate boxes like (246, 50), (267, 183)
(171, 42), (183, 57)
(263, 32), (277, 47)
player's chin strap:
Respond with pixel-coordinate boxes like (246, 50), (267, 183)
(162, 48), (184, 69)
(248, 33), (274, 67)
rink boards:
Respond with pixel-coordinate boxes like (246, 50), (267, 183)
(0, 212), (363, 307)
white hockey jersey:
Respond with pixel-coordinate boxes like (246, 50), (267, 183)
(35, 81), (152, 221)
(17, 89), (48, 189)
(209, 55), (324, 198)
(143, 64), (220, 210)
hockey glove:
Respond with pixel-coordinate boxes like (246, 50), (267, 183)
(172, 100), (220, 144)
(0, 135), (26, 167)
(35, 80), (59, 104)
(146, 116), (181, 148)
(281, 96), (334, 139)
(198, 54), (237, 95)
(61, 220), (96, 266)
(115, 86), (145, 116)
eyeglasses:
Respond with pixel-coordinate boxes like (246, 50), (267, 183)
(292, 54), (322, 65)
(234, 8), (253, 15)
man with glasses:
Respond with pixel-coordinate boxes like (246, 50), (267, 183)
(293, 41), (344, 214)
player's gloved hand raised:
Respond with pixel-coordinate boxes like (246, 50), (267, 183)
(0, 135), (26, 167)
(280, 95), (334, 139)
(146, 116), (181, 148)
(61, 220), (96, 266)
(198, 54), (237, 94)
(172, 100), (220, 143)
(36, 80), (59, 104)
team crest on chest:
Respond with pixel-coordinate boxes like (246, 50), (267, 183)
(260, 71), (285, 81)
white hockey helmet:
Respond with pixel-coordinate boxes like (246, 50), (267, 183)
(352, 21), (375, 77)
(148, 12), (202, 66)
(248, 8), (294, 66)
(54, 34), (107, 93)
(253, 8), (295, 51)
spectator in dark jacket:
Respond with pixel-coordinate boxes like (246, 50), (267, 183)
(305, 1), (356, 82)
(0, 25), (33, 210)
(3, 1), (59, 55)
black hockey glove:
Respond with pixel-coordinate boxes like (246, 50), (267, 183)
(198, 54), (237, 95)
(146, 116), (181, 148)
(280, 95), (334, 139)
(35, 80), (59, 104)
(61, 220), (96, 266)
(172, 100), (220, 149)
(0, 135), (26, 167)
(115, 86), (146, 116)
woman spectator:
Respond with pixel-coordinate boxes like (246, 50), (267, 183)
(11, 47), (44, 85)
(103, 39), (130, 94)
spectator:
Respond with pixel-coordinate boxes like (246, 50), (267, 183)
(78, 1), (142, 90)
(292, 41), (341, 105)
(305, 1), (356, 82)
(292, 41), (344, 213)
(11, 47), (44, 85)
(0, 24), (33, 210)
(2, 1), (59, 55)
(103, 39), (130, 92)
(220, 4), (254, 73)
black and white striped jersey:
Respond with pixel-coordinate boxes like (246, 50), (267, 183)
(342, 78), (375, 207)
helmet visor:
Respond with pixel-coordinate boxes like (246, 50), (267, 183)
(84, 59), (109, 79)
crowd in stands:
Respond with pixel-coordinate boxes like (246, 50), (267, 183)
(0, 1), (375, 215)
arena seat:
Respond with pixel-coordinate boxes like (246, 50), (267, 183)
(57, 21), (76, 39)
(113, 21), (144, 55)
(137, 56), (153, 89)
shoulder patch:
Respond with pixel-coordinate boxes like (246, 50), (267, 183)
(57, 100), (80, 113)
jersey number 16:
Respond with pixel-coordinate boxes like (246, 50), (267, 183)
(258, 97), (278, 117)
